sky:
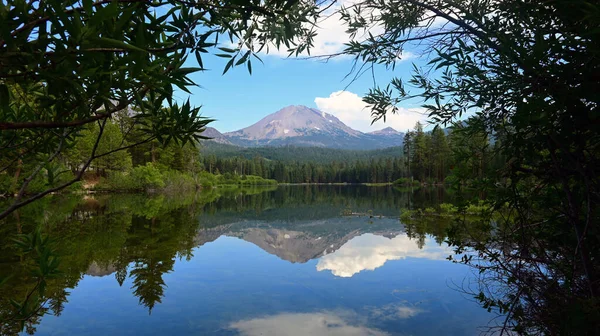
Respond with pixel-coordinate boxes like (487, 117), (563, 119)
(177, 2), (432, 133)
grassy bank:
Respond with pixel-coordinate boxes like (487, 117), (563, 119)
(91, 163), (277, 193)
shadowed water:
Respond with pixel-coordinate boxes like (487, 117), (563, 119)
(0, 186), (492, 335)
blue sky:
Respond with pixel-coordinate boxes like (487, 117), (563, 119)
(181, 51), (429, 133)
(176, 1), (434, 133)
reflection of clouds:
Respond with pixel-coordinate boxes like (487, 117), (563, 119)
(396, 306), (423, 319)
(316, 233), (452, 277)
(229, 311), (388, 336)
(369, 303), (425, 320)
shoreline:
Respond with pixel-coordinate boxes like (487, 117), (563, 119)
(0, 182), (449, 199)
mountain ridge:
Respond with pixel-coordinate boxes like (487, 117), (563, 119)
(368, 127), (402, 135)
(204, 105), (404, 150)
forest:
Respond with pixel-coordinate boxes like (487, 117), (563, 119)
(199, 121), (502, 184)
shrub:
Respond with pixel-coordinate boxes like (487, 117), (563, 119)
(392, 178), (420, 186)
(439, 203), (458, 215)
(162, 170), (196, 193)
(94, 163), (164, 191)
(131, 163), (165, 190)
(465, 200), (492, 214)
(200, 181), (213, 189)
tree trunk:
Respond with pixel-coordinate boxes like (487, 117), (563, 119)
(11, 158), (22, 195)
(151, 142), (156, 163)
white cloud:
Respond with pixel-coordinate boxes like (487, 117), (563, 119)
(257, 0), (419, 60)
(255, 0), (362, 57)
(229, 311), (389, 336)
(314, 90), (428, 132)
(236, 0), (453, 60)
(316, 233), (452, 278)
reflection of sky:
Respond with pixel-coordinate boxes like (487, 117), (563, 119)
(317, 233), (453, 277)
(229, 311), (389, 336)
(32, 235), (490, 336)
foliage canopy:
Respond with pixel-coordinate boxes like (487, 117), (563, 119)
(333, 0), (600, 333)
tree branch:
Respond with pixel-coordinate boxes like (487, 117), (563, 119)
(0, 112), (111, 130)
(13, 129), (69, 202)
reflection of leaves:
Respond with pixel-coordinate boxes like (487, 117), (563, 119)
(1, 228), (62, 334)
(0, 275), (10, 287)
(1, 193), (204, 332)
(134, 195), (166, 219)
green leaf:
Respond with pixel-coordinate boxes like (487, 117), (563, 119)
(218, 47), (236, 53)
(223, 56), (235, 75)
(235, 51), (250, 66)
(195, 50), (203, 68)
(82, 0), (93, 14)
(95, 37), (148, 53)
(175, 67), (203, 76)
(0, 275), (11, 288)
(0, 84), (9, 111)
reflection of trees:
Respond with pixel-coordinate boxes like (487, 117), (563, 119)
(404, 214), (451, 248)
(125, 212), (192, 314)
(0, 192), (204, 332)
(114, 248), (129, 287)
(199, 186), (453, 227)
(130, 257), (174, 314)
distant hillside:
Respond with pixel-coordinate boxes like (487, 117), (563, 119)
(199, 141), (404, 163)
(202, 127), (233, 145)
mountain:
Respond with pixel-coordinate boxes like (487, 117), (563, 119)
(369, 127), (402, 136)
(367, 126), (404, 145)
(202, 127), (233, 145)
(219, 105), (403, 150)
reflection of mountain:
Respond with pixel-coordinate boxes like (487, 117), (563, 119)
(185, 185), (456, 266)
(86, 262), (116, 277)
(193, 217), (404, 264)
(87, 224), (445, 278)
(236, 228), (356, 263)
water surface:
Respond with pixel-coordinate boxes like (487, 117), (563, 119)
(0, 186), (491, 335)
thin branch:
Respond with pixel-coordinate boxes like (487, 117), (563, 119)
(0, 83), (152, 130)
(0, 112), (110, 130)
(13, 129), (69, 202)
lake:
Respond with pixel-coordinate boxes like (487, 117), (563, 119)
(0, 186), (493, 335)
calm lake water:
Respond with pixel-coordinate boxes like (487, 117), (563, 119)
(0, 186), (493, 335)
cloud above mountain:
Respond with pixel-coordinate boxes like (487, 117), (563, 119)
(316, 233), (452, 277)
(254, 0), (418, 60)
(315, 91), (428, 132)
